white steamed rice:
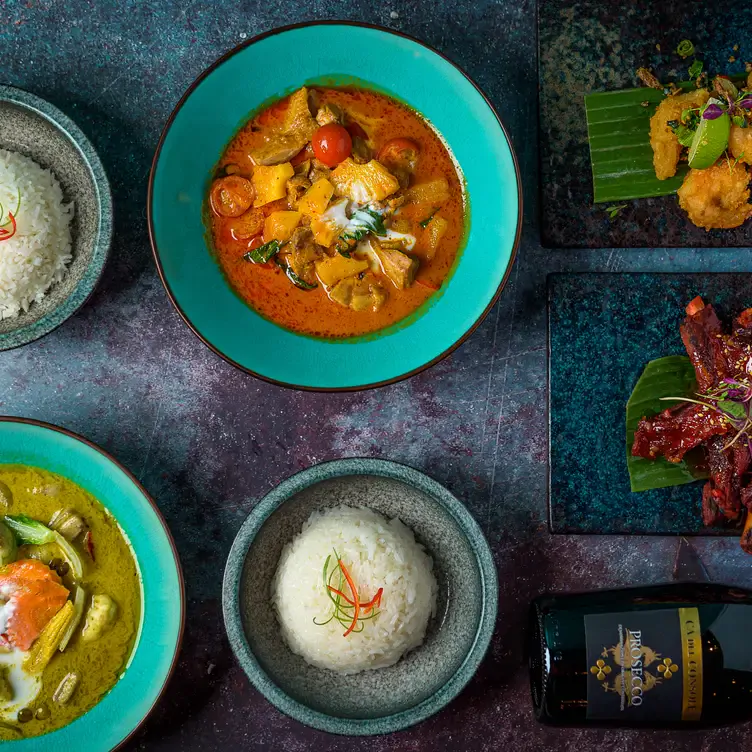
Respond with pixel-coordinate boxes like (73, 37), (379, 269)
(0, 149), (73, 319)
(272, 505), (437, 675)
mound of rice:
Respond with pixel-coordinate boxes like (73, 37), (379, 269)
(0, 149), (73, 319)
(272, 505), (437, 675)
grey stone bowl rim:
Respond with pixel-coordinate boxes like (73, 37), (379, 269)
(0, 85), (113, 351)
(222, 457), (498, 736)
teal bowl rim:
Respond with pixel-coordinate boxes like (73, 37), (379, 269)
(222, 457), (499, 736)
(148, 20), (522, 393)
(0, 85), (113, 352)
(0, 416), (185, 750)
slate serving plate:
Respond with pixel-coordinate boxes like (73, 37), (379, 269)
(0, 86), (112, 349)
(539, 0), (752, 248)
(222, 458), (497, 735)
(548, 272), (752, 535)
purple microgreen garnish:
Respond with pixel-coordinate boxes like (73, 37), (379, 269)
(703, 103), (724, 120)
(739, 96), (752, 110)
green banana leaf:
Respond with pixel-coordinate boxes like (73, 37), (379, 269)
(626, 355), (709, 492)
(585, 87), (687, 203)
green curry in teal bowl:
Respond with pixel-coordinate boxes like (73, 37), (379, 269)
(0, 417), (183, 750)
(150, 22), (521, 390)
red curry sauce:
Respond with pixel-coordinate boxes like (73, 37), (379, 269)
(207, 87), (466, 339)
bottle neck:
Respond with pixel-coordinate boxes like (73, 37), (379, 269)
(528, 602), (548, 716)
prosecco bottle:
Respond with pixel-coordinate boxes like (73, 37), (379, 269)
(528, 583), (752, 727)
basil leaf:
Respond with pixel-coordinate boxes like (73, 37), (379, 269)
(274, 258), (317, 290)
(350, 207), (386, 236)
(243, 239), (280, 264)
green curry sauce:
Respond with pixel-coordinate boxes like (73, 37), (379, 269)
(0, 465), (141, 740)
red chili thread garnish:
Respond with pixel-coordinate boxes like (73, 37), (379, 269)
(314, 549), (384, 637)
(0, 212), (17, 243)
(84, 530), (95, 562)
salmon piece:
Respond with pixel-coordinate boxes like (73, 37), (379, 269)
(0, 560), (69, 651)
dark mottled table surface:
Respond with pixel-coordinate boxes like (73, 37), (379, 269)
(2, 1), (752, 750)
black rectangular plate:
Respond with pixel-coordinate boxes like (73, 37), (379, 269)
(539, 0), (752, 248)
(548, 272), (752, 534)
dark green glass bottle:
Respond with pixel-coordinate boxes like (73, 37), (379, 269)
(529, 583), (752, 727)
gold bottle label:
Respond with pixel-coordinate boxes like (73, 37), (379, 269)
(679, 607), (703, 720)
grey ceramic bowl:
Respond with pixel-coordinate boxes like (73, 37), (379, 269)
(222, 458), (498, 735)
(0, 85), (112, 350)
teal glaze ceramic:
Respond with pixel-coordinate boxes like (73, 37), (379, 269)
(150, 22), (521, 390)
(0, 417), (184, 751)
(0, 86), (112, 351)
(222, 458), (498, 735)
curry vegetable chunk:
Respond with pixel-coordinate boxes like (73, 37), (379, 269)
(207, 85), (467, 338)
(0, 465), (140, 741)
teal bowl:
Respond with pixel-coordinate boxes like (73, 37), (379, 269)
(0, 86), (112, 351)
(222, 458), (498, 735)
(149, 22), (521, 391)
(0, 417), (184, 751)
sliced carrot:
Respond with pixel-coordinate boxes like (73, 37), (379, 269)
(326, 586), (356, 606)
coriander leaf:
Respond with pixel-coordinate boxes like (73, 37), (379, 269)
(688, 59), (703, 79)
(674, 124), (697, 147)
(606, 203), (627, 219)
(243, 239), (280, 264)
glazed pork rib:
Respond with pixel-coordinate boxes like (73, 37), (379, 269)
(632, 298), (752, 545)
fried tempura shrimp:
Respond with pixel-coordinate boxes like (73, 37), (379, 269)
(729, 124), (752, 165)
(650, 89), (710, 179)
(677, 161), (752, 230)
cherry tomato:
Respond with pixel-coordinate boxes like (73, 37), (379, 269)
(377, 138), (420, 172)
(210, 176), (255, 218)
(226, 208), (264, 242)
(312, 124), (352, 167)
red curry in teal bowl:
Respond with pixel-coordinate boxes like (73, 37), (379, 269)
(150, 22), (521, 390)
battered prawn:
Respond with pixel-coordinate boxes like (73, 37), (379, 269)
(729, 124), (752, 165)
(650, 89), (710, 179)
(677, 160), (752, 230)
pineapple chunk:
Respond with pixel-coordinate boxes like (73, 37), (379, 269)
(298, 179), (334, 216)
(252, 163), (294, 207)
(263, 211), (302, 243)
(422, 215), (449, 259)
(403, 177), (450, 205)
(331, 158), (400, 203)
(310, 198), (349, 247)
(314, 255), (369, 288)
